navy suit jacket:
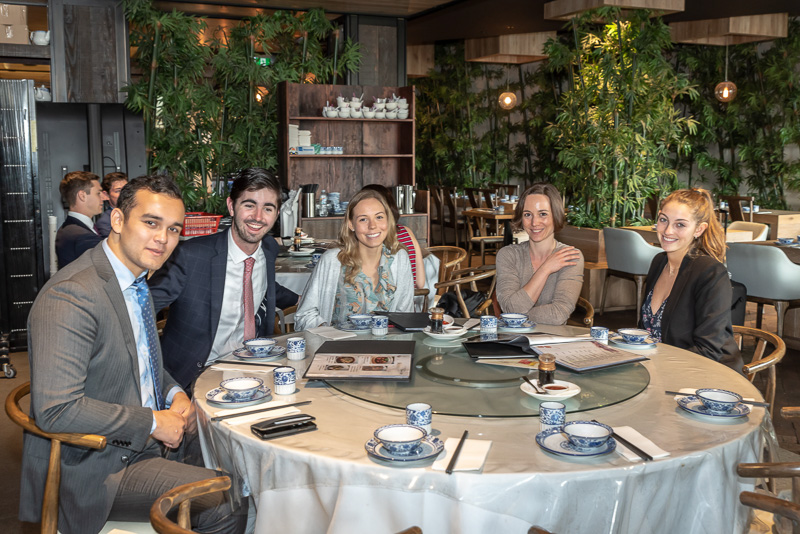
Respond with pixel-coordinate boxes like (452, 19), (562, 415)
(55, 215), (103, 268)
(148, 230), (297, 389)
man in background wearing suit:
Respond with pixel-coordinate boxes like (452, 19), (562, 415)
(54, 170), (104, 268)
(96, 171), (129, 237)
(21, 175), (246, 534)
(149, 167), (299, 390)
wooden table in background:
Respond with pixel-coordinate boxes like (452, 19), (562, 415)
(751, 210), (800, 240)
(462, 208), (515, 246)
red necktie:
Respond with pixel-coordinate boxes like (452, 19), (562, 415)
(243, 257), (255, 341)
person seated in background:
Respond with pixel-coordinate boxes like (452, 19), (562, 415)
(640, 188), (743, 372)
(95, 171), (129, 237)
(148, 168), (299, 390)
(361, 183), (427, 290)
(294, 188), (414, 330)
(496, 182), (584, 325)
(54, 171), (105, 268)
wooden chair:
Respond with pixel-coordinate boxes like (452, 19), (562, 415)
(274, 304), (298, 335)
(434, 266), (496, 318)
(150, 476), (231, 534)
(733, 325), (785, 418)
(441, 187), (467, 247)
(428, 186), (446, 246)
(490, 182), (519, 198)
(396, 528), (422, 534)
(465, 187), (495, 209)
(464, 212), (504, 267)
(425, 246), (468, 308)
(720, 194), (754, 222)
(567, 297), (595, 328)
(5, 382), (152, 534)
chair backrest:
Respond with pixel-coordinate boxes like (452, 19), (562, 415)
(734, 325), (785, 418)
(441, 187), (458, 221)
(720, 195), (754, 222)
(490, 182), (519, 198)
(567, 296), (594, 328)
(428, 186), (443, 224)
(150, 476), (231, 533)
(602, 227), (662, 274)
(427, 246), (467, 291)
(274, 304), (298, 335)
(727, 244), (800, 300)
(434, 266), (496, 318)
(727, 221), (769, 241)
(465, 188), (494, 209)
(645, 190), (661, 220)
(5, 382), (107, 534)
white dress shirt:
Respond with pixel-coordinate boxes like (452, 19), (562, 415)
(68, 211), (98, 234)
(208, 230), (267, 363)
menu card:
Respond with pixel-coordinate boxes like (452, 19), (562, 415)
(303, 340), (415, 380)
(529, 341), (648, 372)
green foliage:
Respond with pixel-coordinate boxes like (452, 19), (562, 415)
(546, 8), (697, 228)
(123, 0), (360, 212)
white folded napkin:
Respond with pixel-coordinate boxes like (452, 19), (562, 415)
(462, 318), (480, 330)
(307, 326), (357, 340)
(432, 438), (492, 472)
(210, 364), (275, 374)
(213, 401), (301, 426)
(613, 426), (670, 462)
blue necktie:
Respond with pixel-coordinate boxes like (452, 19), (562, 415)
(132, 276), (165, 410)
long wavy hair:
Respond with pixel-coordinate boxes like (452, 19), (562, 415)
(660, 188), (727, 263)
(337, 189), (401, 285)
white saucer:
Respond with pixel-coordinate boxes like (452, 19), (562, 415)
(232, 346), (286, 361)
(365, 436), (444, 463)
(677, 395), (751, 418)
(304, 263), (316, 269)
(536, 428), (616, 457)
(498, 320), (536, 333)
(609, 334), (657, 350)
(288, 248), (315, 256)
(422, 326), (468, 340)
(336, 322), (372, 333)
(206, 385), (272, 407)
(521, 379), (581, 401)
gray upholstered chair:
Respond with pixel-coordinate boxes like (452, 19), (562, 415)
(727, 243), (800, 337)
(600, 227), (662, 317)
(727, 221), (769, 241)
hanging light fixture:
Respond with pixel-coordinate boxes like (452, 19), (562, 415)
(498, 66), (517, 110)
(715, 43), (737, 103)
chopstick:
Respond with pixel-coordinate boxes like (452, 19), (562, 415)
(215, 360), (283, 368)
(591, 419), (653, 462)
(664, 390), (770, 408)
(446, 430), (469, 474)
(210, 401), (312, 421)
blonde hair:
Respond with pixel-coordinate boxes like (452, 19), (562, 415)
(337, 189), (401, 285)
(660, 188), (727, 263)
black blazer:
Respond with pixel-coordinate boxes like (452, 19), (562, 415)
(640, 252), (743, 373)
(54, 215), (103, 268)
(148, 230), (298, 389)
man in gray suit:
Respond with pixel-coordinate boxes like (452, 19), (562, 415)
(21, 175), (246, 534)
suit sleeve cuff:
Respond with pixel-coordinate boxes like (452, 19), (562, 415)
(151, 411), (157, 434)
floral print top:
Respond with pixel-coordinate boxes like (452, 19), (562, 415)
(333, 246), (397, 324)
(641, 289), (667, 342)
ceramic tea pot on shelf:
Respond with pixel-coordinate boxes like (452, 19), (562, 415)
(34, 85), (51, 101)
(30, 31), (50, 46)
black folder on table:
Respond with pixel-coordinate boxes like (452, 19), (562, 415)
(387, 312), (430, 332)
(315, 340), (416, 355)
(462, 337), (536, 359)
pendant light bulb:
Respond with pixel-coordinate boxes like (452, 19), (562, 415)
(498, 91), (517, 110)
(715, 43), (737, 103)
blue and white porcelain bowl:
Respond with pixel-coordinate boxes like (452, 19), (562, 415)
(563, 421), (612, 450)
(778, 237), (795, 245)
(696, 388), (742, 413)
(219, 376), (264, 401)
(374, 424), (427, 456)
(500, 313), (527, 327)
(244, 338), (276, 355)
(348, 314), (373, 329)
(618, 328), (650, 344)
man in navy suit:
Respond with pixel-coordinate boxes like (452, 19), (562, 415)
(54, 171), (104, 268)
(149, 168), (299, 389)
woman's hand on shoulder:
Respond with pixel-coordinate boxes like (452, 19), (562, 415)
(540, 245), (581, 275)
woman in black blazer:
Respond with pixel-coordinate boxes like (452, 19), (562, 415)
(639, 188), (743, 372)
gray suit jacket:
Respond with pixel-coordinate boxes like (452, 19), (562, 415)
(20, 244), (180, 534)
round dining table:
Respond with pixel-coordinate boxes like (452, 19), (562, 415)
(194, 325), (771, 534)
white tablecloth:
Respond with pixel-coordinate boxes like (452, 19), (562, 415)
(195, 326), (770, 534)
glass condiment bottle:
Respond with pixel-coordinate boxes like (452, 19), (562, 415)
(293, 236), (302, 251)
(294, 227), (303, 237)
(538, 353), (556, 386)
(429, 307), (444, 334)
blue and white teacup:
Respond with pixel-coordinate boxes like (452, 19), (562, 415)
(481, 315), (498, 333)
(311, 252), (322, 265)
(348, 314), (372, 329)
(286, 337), (306, 361)
(539, 401), (566, 432)
(406, 402), (432, 434)
(500, 313), (526, 328)
(778, 237), (794, 245)
(273, 366), (296, 395)
(590, 326), (609, 342)
(371, 315), (389, 336)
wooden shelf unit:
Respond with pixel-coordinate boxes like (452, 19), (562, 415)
(278, 82), (416, 202)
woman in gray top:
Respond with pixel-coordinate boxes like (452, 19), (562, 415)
(496, 183), (584, 325)
(295, 189), (414, 330)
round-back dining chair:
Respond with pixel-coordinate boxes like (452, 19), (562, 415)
(600, 227), (662, 317)
(727, 221), (769, 241)
(150, 477), (231, 533)
(726, 243), (800, 337)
